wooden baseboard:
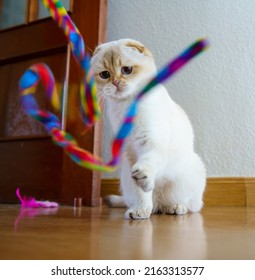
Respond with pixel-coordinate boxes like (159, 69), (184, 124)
(101, 177), (255, 207)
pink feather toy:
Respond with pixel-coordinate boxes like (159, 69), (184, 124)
(16, 188), (58, 208)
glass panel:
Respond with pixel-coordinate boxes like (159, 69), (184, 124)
(37, 0), (70, 19)
(0, 52), (66, 138)
(0, 0), (27, 30)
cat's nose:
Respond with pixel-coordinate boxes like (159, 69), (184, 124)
(112, 80), (120, 87)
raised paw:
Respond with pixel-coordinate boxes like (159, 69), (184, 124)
(125, 208), (152, 220)
(166, 204), (188, 215)
(131, 164), (153, 192)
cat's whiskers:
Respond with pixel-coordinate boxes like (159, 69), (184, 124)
(97, 91), (106, 110)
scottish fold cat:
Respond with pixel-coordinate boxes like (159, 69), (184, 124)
(91, 39), (206, 220)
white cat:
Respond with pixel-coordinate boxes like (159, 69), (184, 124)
(91, 39), (206, 220)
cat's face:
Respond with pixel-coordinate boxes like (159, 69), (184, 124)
(91, 39), (156, 101)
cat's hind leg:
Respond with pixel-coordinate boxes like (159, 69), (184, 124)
(104, 195), (126, 208)
(155, 153), (206, 215)
(153, 184), (189, 215)
(165, 203), (189, 215)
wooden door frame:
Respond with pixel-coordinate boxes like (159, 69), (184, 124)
(0, 0), (107, 206)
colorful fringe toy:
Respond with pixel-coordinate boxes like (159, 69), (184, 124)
(19, 0), (209, 172)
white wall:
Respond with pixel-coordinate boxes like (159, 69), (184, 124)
(103, 0), (255, 178)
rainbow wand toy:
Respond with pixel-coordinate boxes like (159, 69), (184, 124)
(19, 0), (209, 172)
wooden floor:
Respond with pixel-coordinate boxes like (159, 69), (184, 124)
(0, 204), (255, 260)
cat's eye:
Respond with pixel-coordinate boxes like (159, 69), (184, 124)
(121, 66), (133, 75)
(99, 71), (111, 79)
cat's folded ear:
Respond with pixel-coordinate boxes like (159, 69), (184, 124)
(93, 46), (101, 57)
(124, 40), (153, 57)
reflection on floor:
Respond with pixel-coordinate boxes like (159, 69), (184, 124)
(0, 204), (255, 260)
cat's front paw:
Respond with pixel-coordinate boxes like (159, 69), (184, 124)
(131, 164), (153, 192)
(125, 208), (152, 220)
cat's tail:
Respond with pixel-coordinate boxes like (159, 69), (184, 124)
(104, 195), (127, 208)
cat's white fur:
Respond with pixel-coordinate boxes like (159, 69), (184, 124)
(91, 39), (206, 220)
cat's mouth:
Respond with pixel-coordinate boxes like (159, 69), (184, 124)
(99, 84), (134, 101)
(110, 87), (132, 100)
(110, 92), (128, 100)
